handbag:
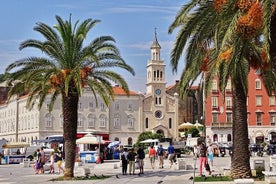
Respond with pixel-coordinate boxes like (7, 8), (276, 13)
(205, 161), (210, 171)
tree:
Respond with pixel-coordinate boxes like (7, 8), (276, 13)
(185, 127), (200, 138)
(168, 0), (276, 178)
(5, 15), (134, 179)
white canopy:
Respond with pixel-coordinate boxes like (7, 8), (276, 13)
(194, 122), (204, 127)
(76, 133), (104, 144)
(178, 122), (194, 129)
(140, 139), (159, 143)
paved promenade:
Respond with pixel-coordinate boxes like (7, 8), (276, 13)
(0, 154), (270, 184)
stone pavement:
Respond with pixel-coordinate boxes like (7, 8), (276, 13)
(0, 154), (270, 184)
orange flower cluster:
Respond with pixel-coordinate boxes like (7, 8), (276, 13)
(50, 69), (70, 87)
(219, 47), (233, 62)
(213, 0), (228, 12)
(80, 66), (92, 79)
(236, 2), (264, 39)
(200, 57), (209, 71)
(80, 66), (92, 87)
(236, 0), (254, 12)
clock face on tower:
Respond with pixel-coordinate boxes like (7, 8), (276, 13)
(155, 89), (161, 95)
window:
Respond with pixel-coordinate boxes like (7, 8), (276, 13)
(100, 102), (105, 111)
(269, 96), (276, 106)
(212, 80), (218, 91)
(226, 80), (231, 91)
(115, 103), (119, 111)
(99, 114), (106, 127)
(59, 114), (63, 128)
(211, 97), (218, 108)
(256, 96), (262, 106)
(255, 79), (261, 89)
(89, 101), (95, 111)
(127, 103), (133, 111)
(270, 113), (276, 126)
(78, 114), (84, 127)
(113, 114), (120, 129)
(155, 110), (162, 119)
(212, 113), (218, 123)
(169, 118), (172, 129)
(256, 113), (262, 126)
(226, 97), (232, 109)
(45, 113), (52, 127)
(226, 113), (232, 123)
(155, 97), (162, 105)
(128, 115), (134, 128)
(88, 114), (96, 128)
(145, 118), (149, 129)
(78, 102), (82, 111)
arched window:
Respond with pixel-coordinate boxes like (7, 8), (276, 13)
(45, 113), (53, 127)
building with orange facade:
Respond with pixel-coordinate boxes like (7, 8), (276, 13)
(205, 69), (276, 145)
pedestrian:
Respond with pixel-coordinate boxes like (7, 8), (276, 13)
(136, 146), (145, 174)
(193, 145), (199, 158)
(149, 145), (156, 169)
(127, 148), (136, 175)
(207, 143), (214, 167)
(56, 147), (65, 174)
(38, 147), (46, 174)
(49, 151), (55, 174)
(157, 144), (165, 168)
(121, 148), (128, 175)
(33, 148), (41, 174)
(199, 142), (211, 176)
(167, 142), (175, 168)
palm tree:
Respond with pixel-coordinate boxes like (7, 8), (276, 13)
(5, 15), (135, 179)
(169, 0), (276, 178)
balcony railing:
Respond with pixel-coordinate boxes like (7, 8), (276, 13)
(211, 122), (233, 128)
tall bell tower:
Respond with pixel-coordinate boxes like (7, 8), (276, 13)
(146, 29), (166, 98)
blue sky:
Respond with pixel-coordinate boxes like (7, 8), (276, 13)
(0, 0), (188, 93)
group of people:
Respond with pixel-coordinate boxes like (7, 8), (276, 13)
(194, 142), (214, 176)
(33, 147), (64, 175)
(120, 143), (176, 175)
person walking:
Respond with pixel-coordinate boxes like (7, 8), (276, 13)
(127, 148), (136, 175)
(148, 145), (156, 169)
(167, 142), (175, 168)
(157, 144), (165, 168)
(121, 148), (128, 175)
(199, 142), (211, 176)
(136, 146), (145, 174)
(38, 147), (46, 174)
(49, 151), (55, 174)
(207, 143), (214, 167)
(56, 147), (65, 174)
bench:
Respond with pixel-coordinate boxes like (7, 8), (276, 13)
(262, 171), (276, 184)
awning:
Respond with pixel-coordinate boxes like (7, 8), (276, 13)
(256, 132), (264, 137)
(2, 142), (30, 148)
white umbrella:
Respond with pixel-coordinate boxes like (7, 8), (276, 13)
(76, 133), (104, 144)
(194, 122), (204, 128)
(178, 122), (194, 129)
(140, 139), (159, 143)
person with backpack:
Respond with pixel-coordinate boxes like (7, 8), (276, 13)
(121, 148), (128, 175)
(157, 144), (165, 168)
(136, 146), (145, 174)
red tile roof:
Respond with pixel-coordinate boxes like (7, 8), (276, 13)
(113, 85), (137, 95)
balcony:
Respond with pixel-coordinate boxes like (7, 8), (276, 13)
(211, 122), (232, 128)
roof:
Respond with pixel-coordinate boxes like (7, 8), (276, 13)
(113, 85), (137, 96)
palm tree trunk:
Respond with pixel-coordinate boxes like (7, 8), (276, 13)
(231, 77), (251, 178)
(62, 94), (78, 179)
